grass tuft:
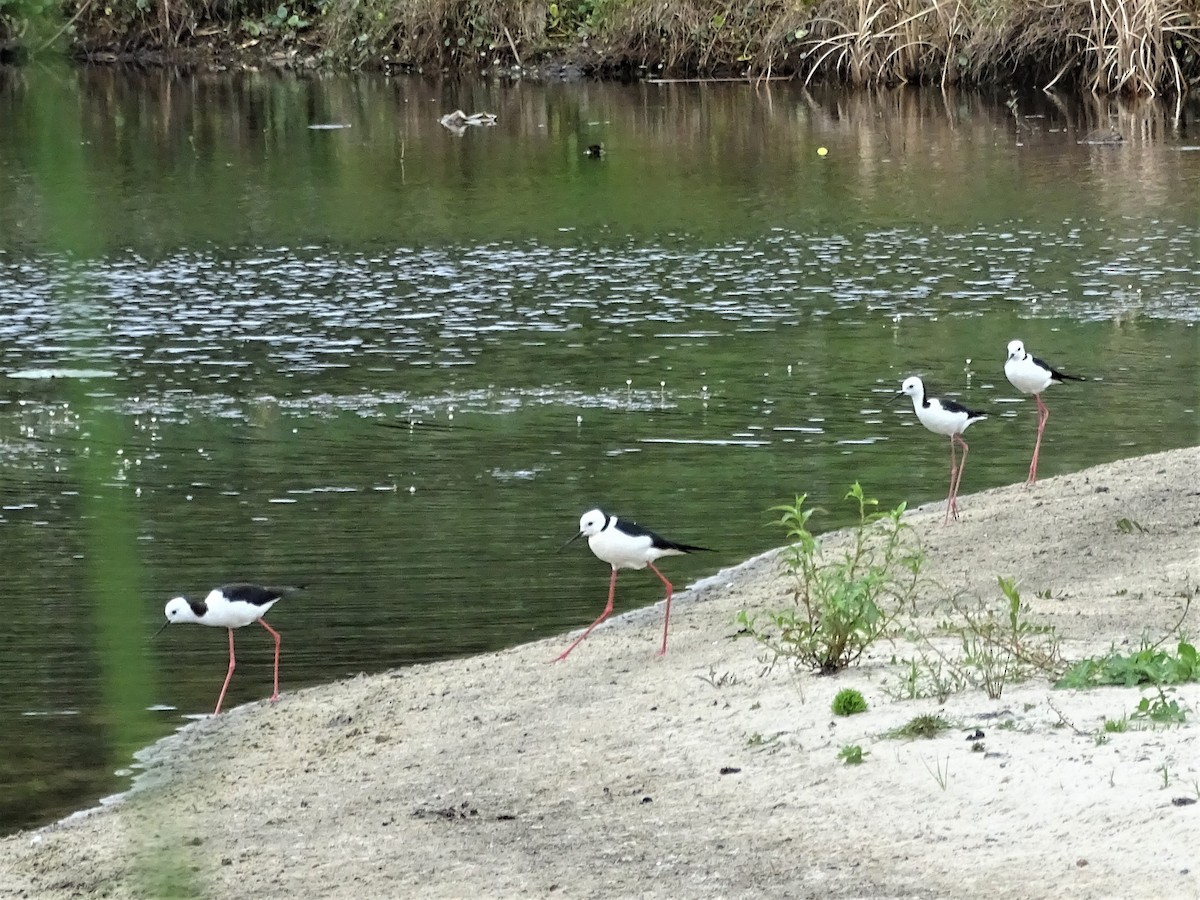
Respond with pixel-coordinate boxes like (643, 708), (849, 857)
(886, 713), (953, 739)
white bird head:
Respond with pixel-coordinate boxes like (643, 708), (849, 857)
(1007, 339), (1026, 360)
(577, 508), (607, 536)
(155, 596), (196, 635)
(898, 376), (924, 400)
(561, 508), (608, 550)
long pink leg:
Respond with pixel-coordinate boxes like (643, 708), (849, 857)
(554, 568), (617, 662)
(1028, 394), (1049, 484)
(944, 435), (959, 525)
(259, 618), (282, 703)
(214, 628), (236, 715)
(647, 562), (675, 656)
(950, 435), (970, 521)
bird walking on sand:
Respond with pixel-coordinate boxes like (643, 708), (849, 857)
(558, 509), (711, 660)
(156, 583), (298, 714)
(897, 376), (988, 524)
(1004, 339), (1084, 485)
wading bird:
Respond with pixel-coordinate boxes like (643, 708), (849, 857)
(559, 509), (711, 660)
(1004, 339), (1084, 485)
(157, 583), (298, 715)
(897, 376), (988, 524)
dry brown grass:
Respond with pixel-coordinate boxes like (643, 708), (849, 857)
(799, 0), (972, 86)
(1073, 0), (1200, 94)
(798, 0), (1198, 92)
(9, 0), (1200, 95)
(590, 0), (796, 76)
(324, 0), (548, 69)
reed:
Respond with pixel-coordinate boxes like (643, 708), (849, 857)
(2, 0), (1198, 95)
(1072, 0), (1200, 95)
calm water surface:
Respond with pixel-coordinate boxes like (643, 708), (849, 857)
(1, 69), (1198, 833)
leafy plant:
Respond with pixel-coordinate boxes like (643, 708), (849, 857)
(953, 577), (1065, 698)
(547, 0), (599, 38)
(838, 744), (867, 765)
(893, 578), (1063, 701)
(1132, 687), (1189, 726)
(1057, 641), (1199, 689)
(738, 483), (924, 673)
(831, 687), (868, 715)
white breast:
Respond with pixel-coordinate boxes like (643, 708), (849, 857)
(1005, 356), (1052, 395)
(587, 527), (653, 570)
(202, 589), (279, 629)
(913, 399), (974, 437)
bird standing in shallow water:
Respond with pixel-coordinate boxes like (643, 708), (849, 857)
(1004, 339), (1084, 485)
(897, 376), (988, 524)
(559, 509), (711, 660)
(157, 583), (297, 715)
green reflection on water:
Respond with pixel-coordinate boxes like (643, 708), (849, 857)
(10, 59), (199, 894)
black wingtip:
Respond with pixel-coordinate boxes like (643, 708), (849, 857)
(669, 541), (716, 554)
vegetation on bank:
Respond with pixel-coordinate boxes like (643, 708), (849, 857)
(739, 481), (1199, 732)
(0, 0), (1198, 95)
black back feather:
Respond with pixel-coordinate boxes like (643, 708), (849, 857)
(612, 518), (714, 554)
(220, 583), (303, 607)
(1032, 354), (1085, 383)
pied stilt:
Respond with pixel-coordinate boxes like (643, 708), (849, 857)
(896, 376), (988, 524)
(559, 509), (711, 660)
(1004, 339), (1084, 485)
(156, 583), (298, 714)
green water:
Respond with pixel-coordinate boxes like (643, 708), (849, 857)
(0, 67), (1198, 834)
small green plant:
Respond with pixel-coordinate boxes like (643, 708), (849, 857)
(954, 578), (1065, 697)
(738, 483), (924, 672)
(1116, 517), (1148, 534)
(896, 578), (1064, 701)
(838, 744), (867, 765)
(1132, 687), (1188, 726)
(831, 688), (868, 715)
(886, 714), (953, 739)
(1103, 715), (1129, 733)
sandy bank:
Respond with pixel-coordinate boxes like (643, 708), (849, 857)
(2, 446), (1198, 899)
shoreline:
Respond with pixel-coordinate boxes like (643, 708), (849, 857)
(2, 445), (1199, 898)
(4, 0), (1200, 97)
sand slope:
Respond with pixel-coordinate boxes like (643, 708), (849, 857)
(2, 447), (1198, 899)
